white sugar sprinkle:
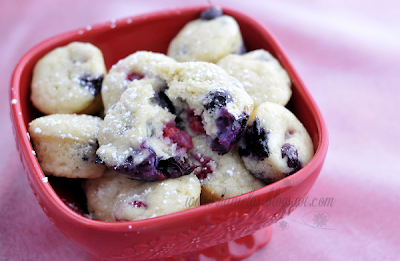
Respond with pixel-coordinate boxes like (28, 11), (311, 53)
(110, 19), (116, 28)
(34, 127), (42, 133)
(130, 92), (137, 99)
(32, 150), (36, 155)
(163, 200), (167, 204)
(41, 177), (48, 183)
(11, 99), (17, 104)
(226, 170), (233, 176)
(128, 225), (132, 229)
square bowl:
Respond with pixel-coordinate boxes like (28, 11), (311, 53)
(10, 6), (328, 261)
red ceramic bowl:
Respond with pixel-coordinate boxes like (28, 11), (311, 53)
(10, 6), (328, 261)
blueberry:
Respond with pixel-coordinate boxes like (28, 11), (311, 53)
(210, 110), (249, 155)
(79, 74), (104, 96)
(96, 144), (163, 181)
(232, 44), (246, 55)
(151, 89), (176, 114)
(281, 143), (303, 175)
(81, 141), (99, 162)
(203, 90), (248, 154)
(203, 89), (233, 111)
(94, 154), (104, 164)
(96, 141), (193, 181)
(238, 117), (270, 160)
(251, 171), (276, 185)
(156, 157), (194, 179)
(200, 6), (223, 20)
(116, 147), (162, 181)
(174, 114), (185, 130)
(239, 45), (247, 55)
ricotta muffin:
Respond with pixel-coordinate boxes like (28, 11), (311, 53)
(28, 114), (105, 178)
(239, 102), (314, 183)
(31, 42), (106, 114)
(84, 170), (201, 222)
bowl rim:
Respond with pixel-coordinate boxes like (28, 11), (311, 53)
(10, 5), (329, 232)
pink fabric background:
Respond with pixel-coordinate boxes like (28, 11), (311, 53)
(1, 0), (399, 260)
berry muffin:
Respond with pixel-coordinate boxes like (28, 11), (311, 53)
(154, 61), (254, 155)
(84, 170), (201, 222)
(96, 80), (193, 181)
(31, 42), (106, 115)
(239, 102), (314, 184)
(101, 51), (176, 113)
(217, 49), (292, 107)
(28, 114), (106, 178)
(189, 135), (265, 204)
(167, 7), (244, 63)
